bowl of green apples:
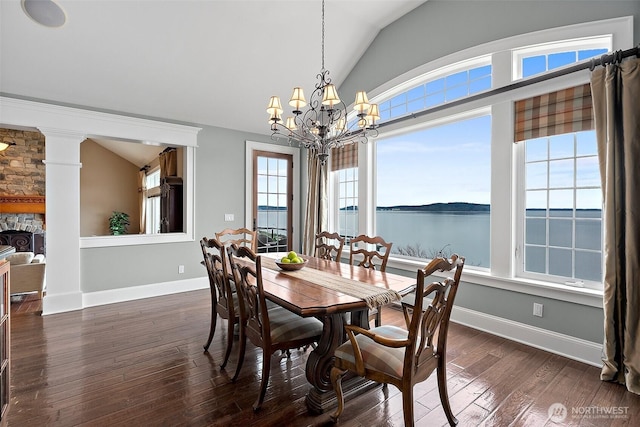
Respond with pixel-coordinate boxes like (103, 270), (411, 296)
(275, 251), (308, 271)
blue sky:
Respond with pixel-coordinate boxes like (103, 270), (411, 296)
(376, 115), (492, 207)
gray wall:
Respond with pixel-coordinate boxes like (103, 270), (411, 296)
(341, 0), (640, 98)
(340, 0), (638, 344)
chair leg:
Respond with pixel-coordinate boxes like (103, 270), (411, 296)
(437, 363), (458, 426)
(375, 307), (382, 327)
(231, 323), (246, 382)
(402, 386), (414, 427)
(220, 318), (235, 369)
(203, 303), (217, 352)
(330, 367), (347, 422)
(253, 349), (271, 411)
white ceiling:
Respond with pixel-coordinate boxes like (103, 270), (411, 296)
(1, 0), (427, 141)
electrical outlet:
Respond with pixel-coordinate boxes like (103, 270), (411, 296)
(178, 265), (185, 274)
(533, 303), (543, 317)
(224, 213), (234, 222)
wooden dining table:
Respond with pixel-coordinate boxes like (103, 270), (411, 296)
(256, 253), (417, 414)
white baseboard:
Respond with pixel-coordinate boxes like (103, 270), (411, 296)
(42, 291), (84, 315)
(451, 306), (603, 367)
(81, 277), (209, 308)
(51, 279), (603, 368)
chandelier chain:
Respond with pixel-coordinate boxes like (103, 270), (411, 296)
(321, 0), (325, 70)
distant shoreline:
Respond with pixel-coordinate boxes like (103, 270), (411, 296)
(260, 202), (601, 214)
(376, 202), (489, 213)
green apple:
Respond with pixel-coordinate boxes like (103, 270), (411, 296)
(293, 257), (304, 264)
(287, 251), (298, 261)
(280, 257), (291, 263)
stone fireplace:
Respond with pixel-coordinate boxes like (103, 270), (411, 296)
(0, 195), (46, 254)
(0, 196), (46, 233)
(0, 128), (46, 253)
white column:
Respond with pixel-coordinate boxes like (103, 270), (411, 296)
(39, 128), (85, 315)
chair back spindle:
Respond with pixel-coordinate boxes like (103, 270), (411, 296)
(314, 231), (345, 261)
(349, 234), (392, 271)
(216, 227), (258, 252)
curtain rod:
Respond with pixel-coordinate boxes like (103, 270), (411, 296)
(378, 44), (640, 130)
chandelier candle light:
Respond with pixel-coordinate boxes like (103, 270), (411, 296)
(267, 0), (379, 165)
(0, 142), (16, 152)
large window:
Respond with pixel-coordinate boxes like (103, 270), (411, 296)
(328, 17), (628, 296)
(376, 114), (492, 268)
(378, 63), (492, 122)
(513, 36), (611, 80)
(522, 131), (602, 286)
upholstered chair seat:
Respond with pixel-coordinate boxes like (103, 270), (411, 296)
(334, 325), (411, 379)
(268, 307), (323, 343)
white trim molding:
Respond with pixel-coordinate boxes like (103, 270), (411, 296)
(452, 306), (603, 367)
(83, 277), (208, 308)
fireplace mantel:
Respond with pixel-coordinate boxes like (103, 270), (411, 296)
(0, 195), (45, 214)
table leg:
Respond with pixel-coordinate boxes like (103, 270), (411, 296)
(305, 309), (379, 414)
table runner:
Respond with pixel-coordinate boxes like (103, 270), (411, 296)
(260, 257), (401, 309)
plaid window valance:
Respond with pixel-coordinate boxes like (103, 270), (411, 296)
(330, 142), (358, 171)
(514, 83), (594, 142)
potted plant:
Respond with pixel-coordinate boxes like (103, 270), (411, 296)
(108, 211), (130, 235)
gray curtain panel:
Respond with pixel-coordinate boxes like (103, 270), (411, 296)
(302, 149), (327, 256)
(591, 57), (640, 394)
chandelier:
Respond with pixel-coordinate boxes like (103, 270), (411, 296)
(267, 0), (379, 165)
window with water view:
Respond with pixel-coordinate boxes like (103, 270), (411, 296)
(376, 114), (492, 268)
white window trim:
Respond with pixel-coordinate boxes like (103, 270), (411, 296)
(342, 16), (632, 306)
(80, 145), (196, 248)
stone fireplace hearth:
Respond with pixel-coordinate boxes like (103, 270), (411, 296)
(0, 213), (45, 233)
(0, 194), (46, 254)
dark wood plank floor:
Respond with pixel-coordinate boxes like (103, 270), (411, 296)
(8, 291), (639, 426)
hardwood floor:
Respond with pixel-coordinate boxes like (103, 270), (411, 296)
(8, 291), (639, 426)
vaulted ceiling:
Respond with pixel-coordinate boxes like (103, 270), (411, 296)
(1, 0), (427, 139)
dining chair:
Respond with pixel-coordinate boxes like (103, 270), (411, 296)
(215, 227), (258, 252)
(226, 244), (324, 411)
(314, 231), (345, 261)
(349, 234), (393, 326)
(330, 254), (465, 426)
(199, 237), (240, 369)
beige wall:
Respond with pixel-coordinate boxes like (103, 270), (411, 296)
(80, 139), (140, 236)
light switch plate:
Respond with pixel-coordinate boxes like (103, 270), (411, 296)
(224, 214), (234, 222)
(533, 303), (543, 317)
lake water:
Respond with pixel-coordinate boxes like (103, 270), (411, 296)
(261, 209), (601, 279)
(377, 211), (491, 267)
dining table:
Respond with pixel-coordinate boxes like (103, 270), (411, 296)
(255, 252), (417, 414)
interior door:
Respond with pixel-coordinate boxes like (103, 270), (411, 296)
(253, 150), (293, 253)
